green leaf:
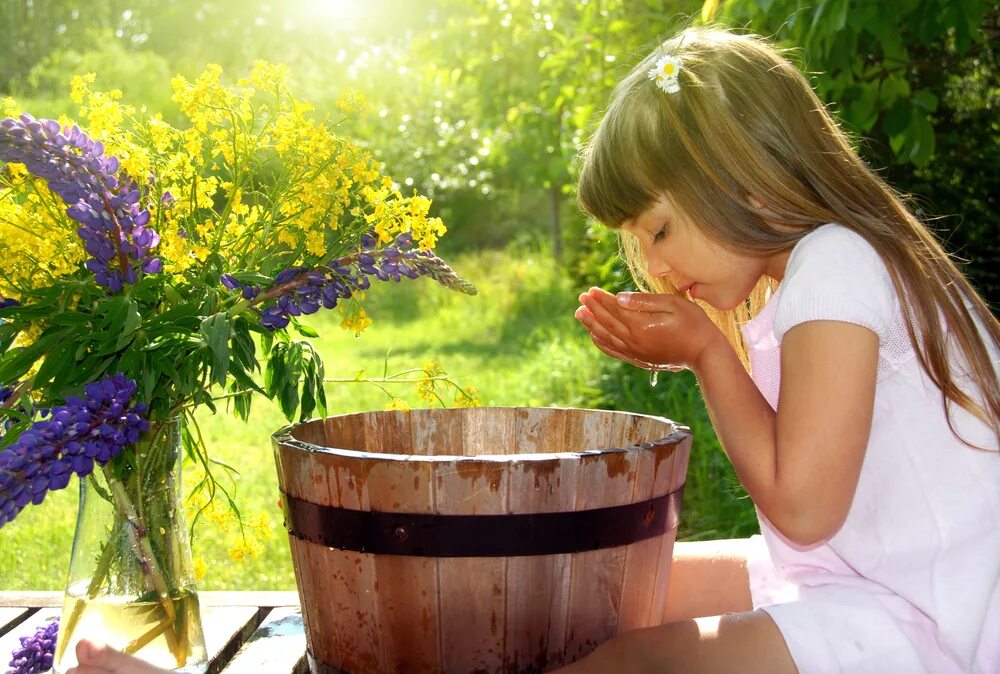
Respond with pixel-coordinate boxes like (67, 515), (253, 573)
(879, 75), (911, 107)
(844, 85), (879, 132)
(115, 299), (141, 350)
(32, 339), (75, 389)
(231, 320), (258, 373)
(913, 89), (939, 113)
(233, 390), (252, 422)
(295, 323), (320, 338)
(279, 378), (299, 421)
(264, 343), (287, 399)
(883, 99), (913, 138)
(906, 113), (935, 166)
(831, 0), (849, 31)
(200, 313), (231, 388)
(0, 329), (64, 385)
(299, 368), (316, 422)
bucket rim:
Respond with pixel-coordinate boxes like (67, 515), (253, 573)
(271, 405), (691, 463)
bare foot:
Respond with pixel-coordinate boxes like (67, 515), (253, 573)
(64, 639), (174, 674)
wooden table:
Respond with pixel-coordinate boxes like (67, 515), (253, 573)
(0, 591), (308, 673)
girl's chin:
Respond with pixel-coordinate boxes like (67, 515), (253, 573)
(702, 291), (743, 312)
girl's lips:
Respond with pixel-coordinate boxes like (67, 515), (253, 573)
(679, 282), (698, 299)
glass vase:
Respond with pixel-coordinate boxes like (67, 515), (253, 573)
(53, 417), (207, 673)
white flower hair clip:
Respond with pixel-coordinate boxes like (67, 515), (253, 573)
(647, 55), (682, 94)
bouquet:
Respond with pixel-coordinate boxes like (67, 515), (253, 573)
(0, 62), (475, 670)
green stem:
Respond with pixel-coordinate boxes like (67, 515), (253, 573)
(102, 464), (183, 654)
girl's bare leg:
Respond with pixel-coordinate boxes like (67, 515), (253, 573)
(555, 610), (797, 674)
(662, 539), (754, 622)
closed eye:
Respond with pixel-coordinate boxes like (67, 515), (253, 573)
(653, 225), (668, 243)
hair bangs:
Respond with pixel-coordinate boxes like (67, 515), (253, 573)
(577, 84), (677, 228)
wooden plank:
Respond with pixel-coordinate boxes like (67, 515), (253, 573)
(561, 416), (637, 667)
(0, 591), (298, 609)
(411, 408), (464, 456)
(434, 454), (510, 673)
(366, 415), (442, 673)
(615, 443), (661, 634)
(198, 591), (299, 607)
(648, 435), (691, 625)
(0, 606), (32, 636)
(280, 433), (385, 674)
(460, 406), (517, 456)
(219, 607), (306, 673)
(202, 605), (261, 674)
(504, 408), (577, 672)
(0, 591), (62, 607)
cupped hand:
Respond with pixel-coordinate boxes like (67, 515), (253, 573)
(574, 287), (725, 373)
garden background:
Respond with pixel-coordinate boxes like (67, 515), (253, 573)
(1, 0), (997, 589)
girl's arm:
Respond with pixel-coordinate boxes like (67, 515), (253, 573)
(577, 289), (878, 546)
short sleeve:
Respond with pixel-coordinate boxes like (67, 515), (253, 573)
(773, 224), (897, 341)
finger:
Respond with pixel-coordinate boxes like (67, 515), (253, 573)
(75, 640), (172, 674)
(575, 306), (629, 351)
(579, 292), (633, 343)
(590, 334), (653, 370)
(616, 291), (682, 313)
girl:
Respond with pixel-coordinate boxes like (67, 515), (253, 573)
(571, 26), (998, 674)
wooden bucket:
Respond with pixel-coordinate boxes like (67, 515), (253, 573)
(272, 407), (691, 674)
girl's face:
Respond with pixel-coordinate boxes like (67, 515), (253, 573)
(623, 195), (787, 310)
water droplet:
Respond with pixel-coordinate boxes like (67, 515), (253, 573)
(649, 369), (658, 387)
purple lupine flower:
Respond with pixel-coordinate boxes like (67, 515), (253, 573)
(7, 619), (58, 674)
(0, 373), (148, 528)
(0, 114), (161, 292)
(224, 231), (476, 332)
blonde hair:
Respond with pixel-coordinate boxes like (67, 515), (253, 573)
(577, 27), (1000, 443)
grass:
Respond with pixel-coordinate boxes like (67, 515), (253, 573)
(0, 242), (754, 591)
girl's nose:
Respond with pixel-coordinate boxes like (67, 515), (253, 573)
(645, 254), (672, 278)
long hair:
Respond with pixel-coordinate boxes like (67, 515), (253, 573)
(577, 27), (999, 444)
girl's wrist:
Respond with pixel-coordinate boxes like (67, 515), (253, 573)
(691, 331), (732, 377)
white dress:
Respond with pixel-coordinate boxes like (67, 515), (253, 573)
(740, 224), (999, 673)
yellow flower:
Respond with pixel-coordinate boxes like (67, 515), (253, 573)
(227, 512), (270, 561)
(0, 176), (85, 297)
(340, 307), (372, 336)
(228, 538), (263, 562)
(171, 64), (234, 132)
(385, 397), (411, 412)
(70, 73), (96, 105)
(416, 360), (445, 407)
(192, 557), (207, 582)
(335, 89), (370, 117)
(246, 60), (290, 95)
(455, 386), (480, 408)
